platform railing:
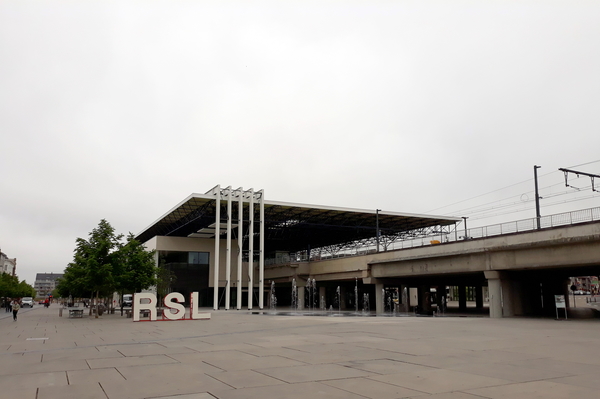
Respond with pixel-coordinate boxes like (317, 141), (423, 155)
(264, 206), (600, 267)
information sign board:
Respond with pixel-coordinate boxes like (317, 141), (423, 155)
(555, 295), (567, 320)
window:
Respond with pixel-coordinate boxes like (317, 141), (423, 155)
(188, 252), (209, 265)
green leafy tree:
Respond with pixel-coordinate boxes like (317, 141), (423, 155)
(0, 273), (19, 299)
(114, 233), (158, 315)
(57, 219), (159, 317)
(0, 274), (34, 301)
(58, 219), (122, 316)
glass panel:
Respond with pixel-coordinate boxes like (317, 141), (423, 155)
(158, 251), (211, 306)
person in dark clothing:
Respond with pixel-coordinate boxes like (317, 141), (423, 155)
(11, 299), (20, 321)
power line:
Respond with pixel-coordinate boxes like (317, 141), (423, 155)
(438, 179), (577, 217)
(565, 159), (600, 169)
(468, 193), (599, 221)
(425, 169), (560, 214)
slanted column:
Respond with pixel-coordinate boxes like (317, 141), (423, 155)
(375, 283), (384, 314)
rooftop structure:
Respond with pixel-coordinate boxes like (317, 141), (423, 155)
(136, 185), (461, 310)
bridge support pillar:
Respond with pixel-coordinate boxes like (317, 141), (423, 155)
(297, 285), (305, 309)
(486, 271), (504, 318)
(376, 283), (384, 314)
(485, 271), (523, 318)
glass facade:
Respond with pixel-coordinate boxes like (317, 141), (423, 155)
(159, 251), (211, 307)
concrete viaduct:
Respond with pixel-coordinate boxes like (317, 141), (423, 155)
(264, 220), (600, 318)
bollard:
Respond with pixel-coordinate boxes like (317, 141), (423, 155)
(59, 308), (63, 317)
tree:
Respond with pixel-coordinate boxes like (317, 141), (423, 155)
(57, 219), (158, 317)
(114, 233), (157, 315)
(57, 219), (122, 317)
(0, 273), (34, 301)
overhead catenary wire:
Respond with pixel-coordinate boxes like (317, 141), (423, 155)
(468, 193), (600, 221)
(428, 162), (599, 224)
(425, 169), (561, 214)
(565, 159), (600, 169)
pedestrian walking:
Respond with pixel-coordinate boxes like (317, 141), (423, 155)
(11, 299), (20, 321)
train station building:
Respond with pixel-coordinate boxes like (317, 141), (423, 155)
(136, 185), (460, 313)
(137, 185), (600, 318)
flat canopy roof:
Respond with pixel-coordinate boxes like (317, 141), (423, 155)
(136, 192), (461, 253)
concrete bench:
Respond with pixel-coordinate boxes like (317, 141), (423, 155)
(69, 309), (84, 318)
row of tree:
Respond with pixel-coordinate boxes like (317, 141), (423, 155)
(56, 219), (158, 315)
(0, 272), (35, 299)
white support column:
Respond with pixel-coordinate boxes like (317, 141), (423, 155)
(225, 187), (232, 310)
(248, 189), (254, 310)
(259, 189), (265, 310)
(237, 187), (243, 310)
(213, 186), (221, 310)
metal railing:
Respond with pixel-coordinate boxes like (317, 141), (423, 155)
(264, 206), (600, 267)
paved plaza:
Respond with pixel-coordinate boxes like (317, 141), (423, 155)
(1, 306), (599, 399)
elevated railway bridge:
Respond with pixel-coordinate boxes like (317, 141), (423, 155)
(265, 207), (600, 318)
(137, 187), (599, 318)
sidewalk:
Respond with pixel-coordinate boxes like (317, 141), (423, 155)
(1, 306), (599, 399)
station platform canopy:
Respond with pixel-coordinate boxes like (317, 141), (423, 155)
(136, 189), (461, 254)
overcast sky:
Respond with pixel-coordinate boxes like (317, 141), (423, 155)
(1, 0), (599, 285)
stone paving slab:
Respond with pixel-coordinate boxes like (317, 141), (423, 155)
(2, 307), (600, 398)
(368, 368), (511, 394)
(206, 369), (286, 389)
(322, 377), (427, 398)
(67, 367), (126, 385)
(210, 381), (367, 399)
(88, 354), (179, 369)
(465, 380), (598, 398)
(38, 381), (108, 399)
(256, 363), (373, 383)
(202, 354), (306, 371)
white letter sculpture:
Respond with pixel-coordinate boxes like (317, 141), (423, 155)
(133, 293), (157, 322)
(132, 291), (211, 322)
(163, 292), (186, 320)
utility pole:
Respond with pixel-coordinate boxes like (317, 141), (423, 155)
(534, 165), (541, 230)
(376, 209), (381, 252)
(462, 217), (468, 240)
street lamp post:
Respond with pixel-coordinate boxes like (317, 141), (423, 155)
(376, 209), (381, 252)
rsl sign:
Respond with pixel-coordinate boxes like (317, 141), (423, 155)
(133, 292), (211, 322)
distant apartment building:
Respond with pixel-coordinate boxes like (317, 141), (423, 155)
(0, 251), (16, 275)
(34, 273), (63, 297)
